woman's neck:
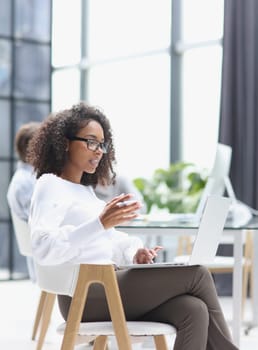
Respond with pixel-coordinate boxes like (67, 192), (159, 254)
(60, 169), (82, 184)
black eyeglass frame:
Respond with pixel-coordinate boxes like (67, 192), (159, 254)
(67, 136), (109, 153)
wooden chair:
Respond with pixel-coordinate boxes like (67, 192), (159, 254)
(10, 211), (55, 349)
(176, 235), (192, 256)
(35, 262), (176, 350)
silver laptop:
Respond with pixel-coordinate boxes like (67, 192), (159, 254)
(118, 195), (231, 269)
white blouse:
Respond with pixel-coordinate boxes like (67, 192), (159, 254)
(29, 174), (143, 266)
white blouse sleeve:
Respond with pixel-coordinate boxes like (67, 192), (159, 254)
(110, 230), (144, 265)
(29, 200), (111, 266)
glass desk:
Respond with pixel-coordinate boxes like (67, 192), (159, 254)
(118, 216), (258, 347)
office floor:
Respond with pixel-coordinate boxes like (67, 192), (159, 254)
(0, 280), (257, 350)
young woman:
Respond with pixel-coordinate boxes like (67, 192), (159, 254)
(28, 102), (238, 350)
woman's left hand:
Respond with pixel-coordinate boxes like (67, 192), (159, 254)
(99, 193), (142, 229)
(133, 246), (163, 264)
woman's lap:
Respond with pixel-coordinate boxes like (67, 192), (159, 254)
(58, 265), (215, 322)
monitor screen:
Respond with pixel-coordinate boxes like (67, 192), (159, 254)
(208, 143), (232, 195)
(195, 143), (232, 218)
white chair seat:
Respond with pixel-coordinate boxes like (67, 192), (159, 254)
(57, 321), (176, 337)
(206, 256), (245, 269)
(173, 254), (245, 268)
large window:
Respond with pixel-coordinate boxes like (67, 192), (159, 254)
(0, 0), (51, 280)
(52, 0), (224, 179)
(180, 0), (224, 170)
(51, 0), (81, 110)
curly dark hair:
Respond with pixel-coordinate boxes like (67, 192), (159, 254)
(27, 102), (116, 186)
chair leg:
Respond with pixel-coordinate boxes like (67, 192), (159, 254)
(249, 255), (254, 301)
(36, 293), (56, 350)
(93, 335), (108, 350)
(241, 261), (249, 319)
(103, 270), (132, 350)
(32, 291), (48, 340)
(153, 335), (169, 350)
(242, 231), (254, 320)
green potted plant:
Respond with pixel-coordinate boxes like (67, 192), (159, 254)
(133, 162), (208, 214)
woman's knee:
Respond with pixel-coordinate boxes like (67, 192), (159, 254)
(167, 295), (209, 329)
(185, 295), (209, 324)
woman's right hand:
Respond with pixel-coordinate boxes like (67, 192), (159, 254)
(99, 193), (142, 229)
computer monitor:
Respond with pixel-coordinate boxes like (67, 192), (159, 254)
(208, 143), (232, 196)
(195, 143), (232, 219)
(199, 143), (252, 225)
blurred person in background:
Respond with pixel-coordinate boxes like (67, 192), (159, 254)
(7, 121), (41, 281)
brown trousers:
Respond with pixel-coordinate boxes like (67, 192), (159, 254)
(58, 265), (239, 350)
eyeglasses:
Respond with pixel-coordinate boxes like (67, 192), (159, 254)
(68, 136), (109, 153)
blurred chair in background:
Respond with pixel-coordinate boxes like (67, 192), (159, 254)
(10, 211), (55, 348)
